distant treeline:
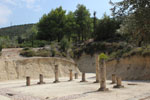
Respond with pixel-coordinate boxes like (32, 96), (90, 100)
(0, 24), (34, 37)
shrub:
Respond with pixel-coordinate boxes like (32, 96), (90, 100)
(19, 40), (50, 48)
(142, 49), (150, 57)
(36, 49), (51, 57)
(20, 49), (36, 57)
(0, 44), (2, 52)
(60, 37), (71, 52)
(99, 53), (109, 61)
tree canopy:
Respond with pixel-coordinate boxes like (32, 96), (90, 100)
(111, 0), (150, 46)
(37, 6), (66, 42)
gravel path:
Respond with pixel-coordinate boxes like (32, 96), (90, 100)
(49, 94), (86, 100)
(0, 88), (87, 100)
(0, 88), (43, 100)
(126, 93), (150, 100)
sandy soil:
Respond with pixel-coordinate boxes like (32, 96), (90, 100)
(0, 48), (23, 60)
(0, 74), (150, 100)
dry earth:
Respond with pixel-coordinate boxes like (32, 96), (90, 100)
(0, 74), (150, 100)
(1, 48), (150, 100)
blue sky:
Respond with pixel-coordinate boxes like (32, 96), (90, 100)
(0, 0), (120, 28)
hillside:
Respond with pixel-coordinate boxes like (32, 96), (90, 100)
(0, 24), (34, 37)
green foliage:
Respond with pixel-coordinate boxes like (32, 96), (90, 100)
(60, 37), (71, 52)
(111, 0), (150, 46)
(20, 40), (49, 48)
(36, 49), (51, 57)
(74, 4), (93, 41)
(0, 36), (18, 48)
(20, 48), (51, 57)
(37, 6), (66, 42)
(20, 48), (36, 57)
(0, 24), (33, 37)
(99, 53), (108, 60)
(0, 44), (2, 52)
(64, 11), (77, 41)
(95, 14), (120, 41)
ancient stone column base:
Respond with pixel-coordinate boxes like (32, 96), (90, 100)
(80, 80), (88, 82)
(74, 73), (78, 79)
(93, 80), (99, 83)
(68, 79), (73, 81)
(37, 82), (46, 84)
(26, 76), (30, 86)
(113, 85), (124, 88)
(98, 88), (109, 91)
(53, 80), (60, 83)
(110, 82), (116, 84)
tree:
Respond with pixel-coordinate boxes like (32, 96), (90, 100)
(110, 0), (150, 46)
(64, 11), (77, 41)
(37, 6), (66, 42)
(26, 25), (38, 47)
(60, 37), (71, 52)
(95, 14), (120, 41)
(74, 4), (93, 42)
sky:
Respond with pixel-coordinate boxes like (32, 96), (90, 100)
(0, 0), (120, 28)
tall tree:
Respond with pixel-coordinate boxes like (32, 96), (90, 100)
(64, 11), (77, 41)
(95, 14), (120, 41)
(74, 4), (92, 41)
(110, 0), (150, 46)
(37, 6), (66, 42)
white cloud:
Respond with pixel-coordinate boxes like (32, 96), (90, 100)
(22, 0), (36, 4)
(0, 4), (12, 26)
(23, 0), (42, 12)
(2, 0), (17, 5)
(1, 0), (41, 12)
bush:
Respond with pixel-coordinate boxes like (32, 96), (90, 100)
(0, 44), (2, 52)
(60, 37), (71, 52)
(20, 49), (36, 57)
(36, 49), (51, 57)
(99, 53), (109, 61)
(19, 40), (50, 48)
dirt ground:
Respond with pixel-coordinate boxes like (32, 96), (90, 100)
(0, 74), (150, 100)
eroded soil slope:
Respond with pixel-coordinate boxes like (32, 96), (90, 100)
(0, 48), (80, 81)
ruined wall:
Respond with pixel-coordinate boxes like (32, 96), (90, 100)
(76, 54), (150, 80)
(0, 58), (80, 81)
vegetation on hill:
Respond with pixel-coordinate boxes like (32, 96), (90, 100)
(1, 1), (150, 60)
(0, 24), (34, 37)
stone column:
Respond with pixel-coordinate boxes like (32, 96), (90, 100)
(113, 77), (124, 88)
(94, 55), (100, 83)
(98, 59), (108, 91)
(37, 74), (45, 84)
(69, 69), (73, 81)
(53, 65), (59, 83)
(111, 74), (116, 84)
(75, 73), (78, 79)
(80, 72), (87, 82)
(26, 76), (30, 86)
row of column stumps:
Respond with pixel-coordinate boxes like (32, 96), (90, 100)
(26, 61), (124, 91)
(26, 65), (79, 86)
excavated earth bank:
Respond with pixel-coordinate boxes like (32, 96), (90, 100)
(0, 48), (80, 81)
(76, 53), (150, 80)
